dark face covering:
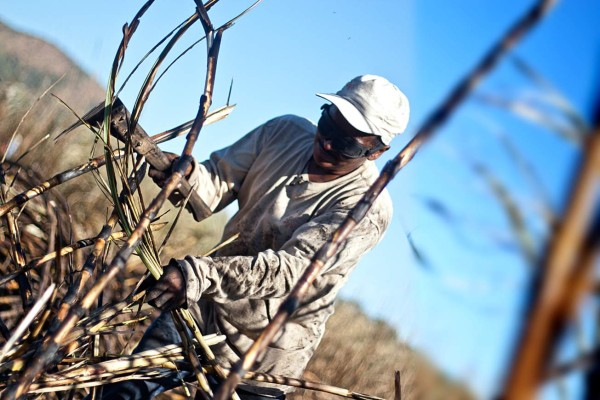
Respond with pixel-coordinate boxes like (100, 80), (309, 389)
(317, 104), (382, 159)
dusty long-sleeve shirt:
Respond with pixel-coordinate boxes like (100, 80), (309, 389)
(176, 114), (393, 391)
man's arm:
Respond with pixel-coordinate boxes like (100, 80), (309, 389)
(149, 119), (271, 221)
(176, 202), (391, 305)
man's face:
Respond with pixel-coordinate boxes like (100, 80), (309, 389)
(312, 105), (388, 177)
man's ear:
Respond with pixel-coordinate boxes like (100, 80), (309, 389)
(366, 145), (390, 161)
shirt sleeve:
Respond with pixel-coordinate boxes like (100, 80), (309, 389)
(175, 199), (391, 304)
(183, 119), (273, 221)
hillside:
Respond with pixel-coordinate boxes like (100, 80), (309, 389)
(290, 300), (474, 400)
(0, 19), (104, 145)
(0, 20), (473, 400)
(0, 20), (107, 237)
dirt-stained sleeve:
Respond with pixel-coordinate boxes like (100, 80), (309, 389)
(175, 200), (392, 305)
(184, 120), (272, 220)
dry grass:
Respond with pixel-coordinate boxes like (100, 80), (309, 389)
(290, 301), (472, 400)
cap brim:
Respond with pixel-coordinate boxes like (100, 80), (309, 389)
(316, 93), (374, 135)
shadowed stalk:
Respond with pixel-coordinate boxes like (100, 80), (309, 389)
(55, 158), (151, 323)
(0, 318), (10, 341)
(502, 98), (600, 398)
(1, 213), (32, 309)
(0, 284), (55, 363)
(0, 150), (124, 218)
(0, 167), (33, 310)
(178, 308), (239, 399)
(49, 201), (68, 289)
(38, 197), (57, 295)
(20, 346), (386, 400)
(215, 1), (557, 398)
(0, 229), (126, 288)
(172, 310), (212, 399)
(57, 155), (146, 319)
(395, 370), (401, 400)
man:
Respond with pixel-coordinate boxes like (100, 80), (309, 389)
(102, 74), (409, 399)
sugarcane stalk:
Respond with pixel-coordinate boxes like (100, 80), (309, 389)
(1, 3), (156, 396)
(178, 308), (241, 400)
(501, 84), (600, 399)
(23, 357), (386, 400)
(0, 284), (55, 363)
(38, 195), (57, 295)
(1, 3), (226, 397)
(0, 222), (166, 289)
(0, 167), (33, 311)
(0, 150), (123, 218)
(394, 370), (401, 400)
(172, 310), (212, 398)
(0, 102), (232, 220)
(0, 317), (10, 341)
(215, 1), (558, 398)
(0, 230), (124, 288)
(56, 162), (147, 322)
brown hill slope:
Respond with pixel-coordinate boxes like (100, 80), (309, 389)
(0, 20), (102, 99)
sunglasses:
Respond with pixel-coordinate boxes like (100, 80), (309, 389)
(317, 104), (379, 159)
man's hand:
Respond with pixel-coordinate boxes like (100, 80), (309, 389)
(148, 152), (195, 208)
(140, 264), (186, 311)
(148, 152), (181, 188)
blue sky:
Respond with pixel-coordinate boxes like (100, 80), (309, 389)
(1, 1), (598, 398)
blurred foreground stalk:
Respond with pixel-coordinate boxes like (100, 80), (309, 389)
(501, 88), (600, 399)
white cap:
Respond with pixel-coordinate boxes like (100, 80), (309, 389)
(316, 74), (410, 145)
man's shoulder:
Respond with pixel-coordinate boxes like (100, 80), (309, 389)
(263, 114), (316, 138)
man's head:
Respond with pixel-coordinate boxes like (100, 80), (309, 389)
(316, 74), (410, 146)
(310, 75), (409, 179)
